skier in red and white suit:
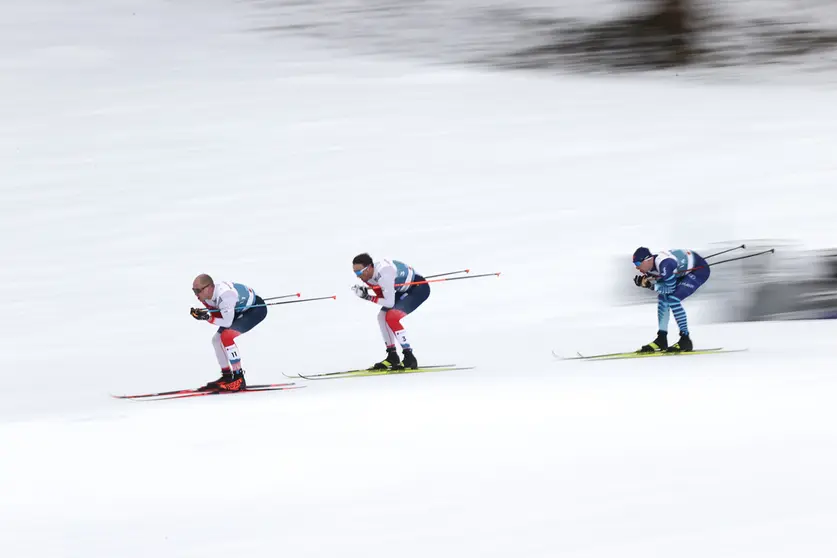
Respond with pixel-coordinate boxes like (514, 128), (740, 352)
(351, 253), (430, 370)
(190, 274), (267, 391)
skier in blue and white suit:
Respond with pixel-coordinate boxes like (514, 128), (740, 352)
(632, 247), (711, 353)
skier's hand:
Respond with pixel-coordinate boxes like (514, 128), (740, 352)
(352, 285), (372, 300)
(190, 307), (211, 320)
(634, 275), (655, 289)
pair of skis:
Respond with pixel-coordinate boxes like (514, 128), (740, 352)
(112, 364), (473, 400)
(115, 346), (749, 400)
(112, 382), (304, 401)
(554, 347), (747, 361)
(282, 364), (474, 381)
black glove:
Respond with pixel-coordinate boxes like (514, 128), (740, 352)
(190, 307), (210, 320)
(633, 275), (654, 290)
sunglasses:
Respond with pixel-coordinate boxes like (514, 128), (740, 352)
(192, 284), (211, 295)
(354, 265), (369, 277)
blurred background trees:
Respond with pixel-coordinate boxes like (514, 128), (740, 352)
(512, 0), (837, 71)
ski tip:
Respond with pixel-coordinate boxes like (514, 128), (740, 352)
(551, 349), (583, 360)
(296, 292), (302, 298)
(111, 394), (148, 401)
(331, 295), (337, 299)
(465, 268), (471, 273)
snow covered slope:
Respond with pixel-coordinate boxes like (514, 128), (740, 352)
(1, 1), (836, 556)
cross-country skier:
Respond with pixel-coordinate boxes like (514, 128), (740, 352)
(633, 247), (711, 353)
(190, 274), (267, 390)
(351, 253), (430, 370)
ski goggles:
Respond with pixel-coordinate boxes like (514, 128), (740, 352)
(354, 265), (370, 277)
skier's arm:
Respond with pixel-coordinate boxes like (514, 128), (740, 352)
(208, 292), (237, 327)
(372, 266), (397, 309)
(654, 260), (679, 294)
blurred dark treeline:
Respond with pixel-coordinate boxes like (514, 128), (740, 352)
(247, 0), (837, 73)
(508, 0), (837, 70)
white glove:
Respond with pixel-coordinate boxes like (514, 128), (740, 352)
(352, 285), (371, 300)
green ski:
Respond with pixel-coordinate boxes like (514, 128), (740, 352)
(297, 365), (474, 380)
(555, 348), (747, 361)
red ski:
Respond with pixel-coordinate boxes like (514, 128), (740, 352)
(112, 382), (299, 400)
(137, 385), (306, 401)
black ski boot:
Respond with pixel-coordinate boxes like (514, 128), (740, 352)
(370, 348), (401, 370)
(666, 332), (693, 353)
(638, 330), (668, 353)
(401, 348), (418, 370)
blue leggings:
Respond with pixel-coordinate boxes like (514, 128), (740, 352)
(658, 268), (710, 335)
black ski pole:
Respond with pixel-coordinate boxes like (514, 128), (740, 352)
(396, 272), (501, 287)
(259, 295), (336, 309)
(263, 292), (302, 302)
(206, 295), (337, 314)
(707, 248), (774, 267)
(424, 269), (470, 279)
(679, 248), (774, 274)
(704, 244), (746, 259)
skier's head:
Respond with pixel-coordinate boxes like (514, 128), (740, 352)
(632, 247), (655, 273)
(192, 274), (215, 300)
(352, 253), (375, 282)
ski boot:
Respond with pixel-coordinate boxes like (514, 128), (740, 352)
(201, 369), (246, 391)
(638, 330), (668, 353)
(401, 348), (418, 370)
(370, 348), (401, 371)
(666, 332), (693, 353)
